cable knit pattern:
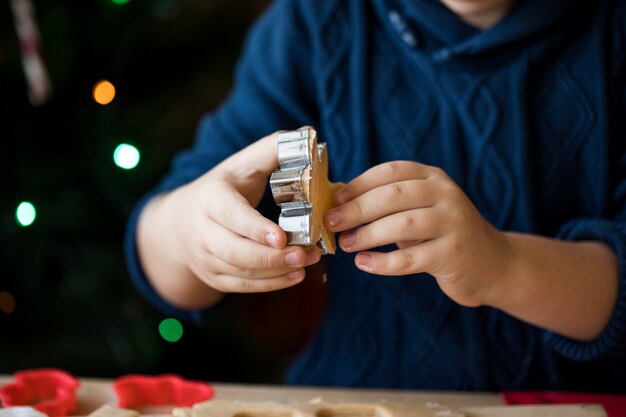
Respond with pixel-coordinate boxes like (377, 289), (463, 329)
(124, 0), (626, 391)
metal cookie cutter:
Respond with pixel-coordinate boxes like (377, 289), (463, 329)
(269, 128), (343, 254)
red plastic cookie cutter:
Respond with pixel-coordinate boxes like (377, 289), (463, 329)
(0, 369), (80, 417)
(113, 374), (214, 409)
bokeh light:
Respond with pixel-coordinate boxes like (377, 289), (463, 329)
(16, 202), (36, 227)
(159, 318), (183, 342)
(111, 0), (130, 5)
(113, 144), (140, 170)
(0, 292), (16, 314)
(92, 80), (116, 105)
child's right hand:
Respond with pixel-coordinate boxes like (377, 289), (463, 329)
(137, 131), (321, 307)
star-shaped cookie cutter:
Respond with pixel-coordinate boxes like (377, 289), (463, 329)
(269, 128), (342, 254)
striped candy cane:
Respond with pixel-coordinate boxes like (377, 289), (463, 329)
(10, 0), (52, 106)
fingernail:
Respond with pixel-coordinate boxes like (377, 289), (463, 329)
(335, 189), (350, 205)
(288, 270), (302, 280)
(356, 253), (373, 271)
(285, 251), (302, 266)
(340, 231), (356, 249)
(265, 232), (279, 248)
(305, 248), (318, 264)
(326, 210), (343, 228)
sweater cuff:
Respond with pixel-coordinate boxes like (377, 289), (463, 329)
(123, 191), (218, 324)
(543, 219), (626, 361)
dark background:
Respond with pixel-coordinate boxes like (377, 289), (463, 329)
(0, 0), (324, 383)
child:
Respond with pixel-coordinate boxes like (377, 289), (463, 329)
(125, 0), (626, 391)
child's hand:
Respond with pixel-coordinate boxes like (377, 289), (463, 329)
(162, 131), (321, 294)
(325, 161), (511, 307)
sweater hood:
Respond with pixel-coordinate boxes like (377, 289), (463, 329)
(371, 0), (594, 62)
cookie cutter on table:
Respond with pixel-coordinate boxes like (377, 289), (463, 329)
(270, 128), (335, 254)
(0, 369), (80, 417)
(112, 374), (214, 409)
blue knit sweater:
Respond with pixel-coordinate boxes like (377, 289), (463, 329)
(125, 0), (626, 391)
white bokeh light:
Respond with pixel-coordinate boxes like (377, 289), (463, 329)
(113, 143), (140, 170)
(16, 202), (36, 227)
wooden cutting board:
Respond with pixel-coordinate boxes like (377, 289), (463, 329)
(0, 377), (608, 417)
(173, 398), (605, 417)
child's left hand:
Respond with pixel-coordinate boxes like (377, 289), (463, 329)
(325, 161), (512, 307)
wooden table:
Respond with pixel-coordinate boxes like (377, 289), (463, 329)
(0, 376), (606, 417)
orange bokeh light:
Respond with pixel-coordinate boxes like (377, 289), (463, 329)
(0, 291), (15, 314)
(93, 80), (116, 105)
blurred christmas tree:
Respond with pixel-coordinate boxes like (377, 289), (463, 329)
(0, 0), (327, 382)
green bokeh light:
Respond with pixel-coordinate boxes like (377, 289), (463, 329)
(159, 318), (183, 343)
(111, 0), (130, 5)
(16, 202), (36, 227)
(113, 143), (140, 170)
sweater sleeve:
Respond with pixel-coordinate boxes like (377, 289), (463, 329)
(124, 0), (319, 321)
(543, 9), (626, 360)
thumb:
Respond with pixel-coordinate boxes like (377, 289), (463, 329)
(228, 126), (314, 177)
(229, 131), (280, 178)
